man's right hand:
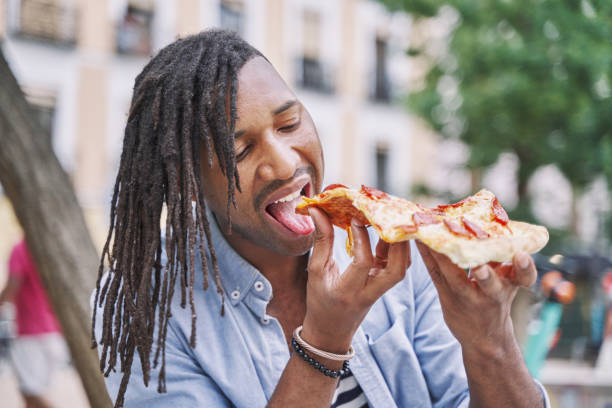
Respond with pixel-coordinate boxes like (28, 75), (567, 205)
(300, 207), (411, 353)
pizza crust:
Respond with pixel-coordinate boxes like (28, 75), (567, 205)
(296, 186), (549, 269)
(415, 220), (549, 268)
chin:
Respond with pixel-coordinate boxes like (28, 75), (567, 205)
(264, 230), (315, 257)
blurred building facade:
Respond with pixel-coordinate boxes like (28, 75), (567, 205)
(0, 0), (416, 271)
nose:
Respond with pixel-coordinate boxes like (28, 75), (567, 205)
(257, 131), (299, 181)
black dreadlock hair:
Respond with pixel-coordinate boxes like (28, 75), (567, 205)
(91, 29), (263, 407)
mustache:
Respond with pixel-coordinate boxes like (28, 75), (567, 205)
(254, 167), (316, 211)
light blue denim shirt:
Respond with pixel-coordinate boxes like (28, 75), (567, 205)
(93, 216), (550, 407)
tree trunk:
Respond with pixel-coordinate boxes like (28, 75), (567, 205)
(469, 167), (482, 193)
(0, 50), (111, 407)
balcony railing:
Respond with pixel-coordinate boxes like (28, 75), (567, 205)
(296, 57), (335, 94)
(17, 0), (77, 45)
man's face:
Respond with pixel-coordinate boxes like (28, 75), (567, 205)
(200, 56), (324, 256)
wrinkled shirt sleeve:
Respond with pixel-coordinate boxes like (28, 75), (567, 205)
(91, 278), (231, 407)
(410, 244), (471, 407)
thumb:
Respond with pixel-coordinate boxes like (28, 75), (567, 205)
(308, 207), (334, 265)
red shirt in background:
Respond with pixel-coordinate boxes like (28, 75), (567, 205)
(8, 240), (61, 336)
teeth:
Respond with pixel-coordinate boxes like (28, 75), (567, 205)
(274, 189), (302, 203)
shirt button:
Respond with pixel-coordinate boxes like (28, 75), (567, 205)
(254, 281), (265, 292)
(260, 317), (270, 325)
(230, 290), (240, 300)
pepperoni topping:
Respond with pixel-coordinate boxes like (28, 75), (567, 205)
(461, 217), (490, 239)
(360, 185), (388, 200)
(398, 224), (418, 234)
(428, 208), (446, 216)
(492, 198), (509, 225)
(323, 183), (348, 192)
(437, 198), (467, 211)
(443, 219), (473, 238)
(413, 212), (441, 226)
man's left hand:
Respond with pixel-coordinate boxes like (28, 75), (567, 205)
(416, 242), (537, 353)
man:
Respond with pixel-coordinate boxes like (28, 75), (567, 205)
(1, 239), (69, 408)
(92, 29), (549, 407)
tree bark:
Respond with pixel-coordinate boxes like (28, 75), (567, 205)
(0, 50), (111, 407)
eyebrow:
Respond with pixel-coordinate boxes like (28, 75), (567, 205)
(273, 99), (298, 115)
(234, 100), (298, 139)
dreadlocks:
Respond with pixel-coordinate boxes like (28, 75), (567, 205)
(91, 29), (263, 407)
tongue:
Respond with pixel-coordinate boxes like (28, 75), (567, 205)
(267, 198), (315, 235)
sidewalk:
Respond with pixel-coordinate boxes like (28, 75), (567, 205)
(541, 359), (612, 408)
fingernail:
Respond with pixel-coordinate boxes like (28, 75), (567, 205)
(518, 253), (530, 269)
(472, 266), (490, 280)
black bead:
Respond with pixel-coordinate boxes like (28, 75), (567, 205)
(307, 357), (314, 364)
(324, 369), (332, 376)
(319, 366), (326, 373)
(343, 360), (349, 369)
(339, 369), (345, 377)
(297, 348), (304, 356)
(330, 371), (339, 378)
(313, 362), (320, 369)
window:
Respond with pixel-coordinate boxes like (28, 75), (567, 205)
(116, 1), (154, 55)
(220, 0), (244, 35)
(375, 144), (389, 192)
(298, 10), (333, 93)
(16, 0), (77, 45)
(373, 36), (390, 102)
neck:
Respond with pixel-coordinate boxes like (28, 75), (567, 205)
(218, 223), (308, 292)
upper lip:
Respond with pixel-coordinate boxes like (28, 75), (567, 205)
(263, 176), (311, 208)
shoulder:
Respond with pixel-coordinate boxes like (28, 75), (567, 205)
(9, 240), (31, 275)
(9, 240), (26, 260)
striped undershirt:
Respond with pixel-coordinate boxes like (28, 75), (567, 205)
(330, 372), (369, 408)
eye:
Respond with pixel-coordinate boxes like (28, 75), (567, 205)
(279, 120), (301, 133)
(235, 145), (251, 162)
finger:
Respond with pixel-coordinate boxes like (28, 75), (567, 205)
(385, 240), (411, 281)
(307, 208), (334, 276)
(494, 262), (515, 281)
(366, 241), (411, 301)
(374, 239), (390, 268)
(341, 218), (373, 289)
(511, 252), (537, 287)
(471, 264), (504, 299)
(415, 241), (447, 288)
(426, 248), (472, 291)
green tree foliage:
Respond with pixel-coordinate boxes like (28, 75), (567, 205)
(383, 0), (612, 224)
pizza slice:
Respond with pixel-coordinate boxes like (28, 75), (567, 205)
(296, 184), (548, 268)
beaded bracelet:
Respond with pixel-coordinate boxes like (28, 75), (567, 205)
(291, 338), (351, 379)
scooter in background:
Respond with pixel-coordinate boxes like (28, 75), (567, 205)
(596, 271), (612, 372)
(524, 270), (576, 379)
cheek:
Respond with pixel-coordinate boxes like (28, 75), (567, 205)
(200, 169), (227, 212)
(299, 127), (324, 173)
(301, 114), (323, 159)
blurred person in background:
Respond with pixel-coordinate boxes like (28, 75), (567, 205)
(0, 239), (69, 408)
(597, 270), (612, 371)
(93, 29), (549, 407)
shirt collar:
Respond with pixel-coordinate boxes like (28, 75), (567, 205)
(207, 210), (273, 307)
